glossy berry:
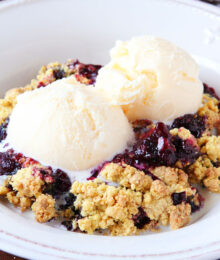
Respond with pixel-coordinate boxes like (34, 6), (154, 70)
(171, 114), (206, 138)
(172, 136), (201, 166)
(0, 150), (22, 175)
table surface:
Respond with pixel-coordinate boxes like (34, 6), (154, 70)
(0, 0), (219, 259)
(0, 250), (26, 260)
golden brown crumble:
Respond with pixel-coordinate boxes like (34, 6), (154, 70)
(169, 202), (191, 230)
(203, 167), (220, 193)
(70, 165), (197, 235)
(187, 156), (213, 183)
(32, 194), (56, 222)
(170, 127), (192, 140)
(10, 167), (44, 198)
(199, 94), (220, 131)
(198, 136), (220, 162)
(100, 163), (152, 192)
(187, 156), (220, 193)
(71, 180), (143, 235)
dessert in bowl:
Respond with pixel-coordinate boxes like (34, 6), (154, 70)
(0, 36), (219, 236)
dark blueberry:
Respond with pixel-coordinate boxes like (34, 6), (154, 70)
(59, 193), (76, 210)
(0, 151), (21, 175)
(132, 123), (177, 167)
(203, 83), (220, 100)
(186, 194), (204, 213)
(171, 192), (186, 205)
(44, 169), (71, 197)
(112, 123), (177, 175)
(53, 69), (65, 80)
(61, 221), (73, 231)
(132, 207), (151, 229)
(172, 136), (201, 166)
(0, 118), (9, 142)
(65, 193), (76, 206)
(171, 114), (206, 138)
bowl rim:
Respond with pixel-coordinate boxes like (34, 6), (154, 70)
(0, 0), (220, 259)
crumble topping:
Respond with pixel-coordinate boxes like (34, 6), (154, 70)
(100, 163), (152, 192)
(198, 136), (220, 162)
(32, 194), (56, 223)
(199, 94), (220, 131)
(69, 164), (200, 235)
(170, 127), (194, 140)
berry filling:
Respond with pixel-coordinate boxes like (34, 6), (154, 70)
(61, 221), (73, 231)
(172, 136), (201, 166)
(171, 114), (206, 138)
(0, 149), (24, 175)
(171, 192), (186, 205)
(43, 169), (71, 198)
(67, 59), (102, 84)
(132, 207), (151, 229)
(203, 83), (220, 100)
(59, 193), (76, 211)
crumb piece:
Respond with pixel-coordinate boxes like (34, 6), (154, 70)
(170, 127), (192, 140)
(0, 99), (13, 125)
(198, 136), (220, 162)
(32, 194), (56, 222)
(187, 156), (213, 183)
(5, 85), (34, 106)
(0, 185), (10, 196)
(169, 202), (191, 229)
(100, 163), (152, 192)
(71, 180), (143, 235)
(203, 167), (220, 193)
(150, 180), (170, 199)
(6, 191), (20, 207)
(199, 94), (220, 131)
(10, 167), (44, 197)
(143, 193), (172, 226)
(108, 219), (137, 236)
(19, 197), (32, 212)
(187, 155), (220, 192)
(150, 166), (189, 187)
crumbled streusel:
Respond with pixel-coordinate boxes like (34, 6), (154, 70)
(69, 164), (199, 235)
(32, 194), (56, 222)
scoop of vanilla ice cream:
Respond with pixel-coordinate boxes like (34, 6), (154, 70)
(7, 77), (133, 171)
(96, 36), (203, 122)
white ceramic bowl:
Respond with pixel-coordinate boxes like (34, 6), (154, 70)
(0, 0), (220, 259)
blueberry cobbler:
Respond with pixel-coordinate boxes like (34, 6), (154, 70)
(0, 36), (219, 236)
